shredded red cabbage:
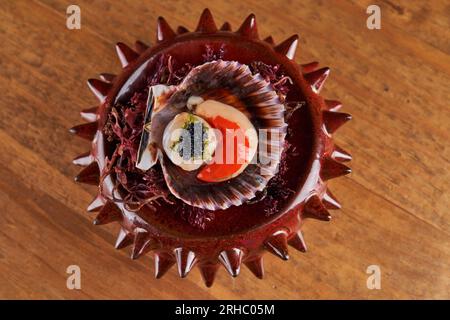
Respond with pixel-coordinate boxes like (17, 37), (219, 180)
(249, 61), (292, 96)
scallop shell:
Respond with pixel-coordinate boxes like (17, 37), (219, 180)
(148, 60), (286, 210)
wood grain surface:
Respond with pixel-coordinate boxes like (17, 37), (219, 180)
(0, 0), (449, 299)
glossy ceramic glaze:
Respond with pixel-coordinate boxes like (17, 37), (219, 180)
(70, 9), (351, 287)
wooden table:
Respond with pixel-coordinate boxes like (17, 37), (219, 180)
(0, 0), (449, 299)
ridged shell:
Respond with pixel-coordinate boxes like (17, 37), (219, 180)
(149, 60), (286, 210)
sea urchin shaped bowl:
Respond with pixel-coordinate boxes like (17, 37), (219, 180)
(71, 9), (351, 287)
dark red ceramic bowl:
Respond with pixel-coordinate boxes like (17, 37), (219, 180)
(71, 9), (351, 287)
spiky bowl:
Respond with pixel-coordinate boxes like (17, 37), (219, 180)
(71, 9), (351, 287)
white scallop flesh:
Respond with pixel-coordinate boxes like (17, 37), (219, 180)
(162, 112), (217, 171)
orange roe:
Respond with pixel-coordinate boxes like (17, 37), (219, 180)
(197, 115), (250, 182)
